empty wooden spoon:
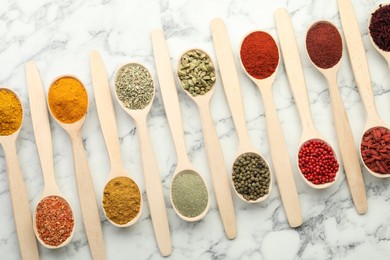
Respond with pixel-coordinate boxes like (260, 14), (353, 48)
(46, 74), (106, 259)
(0, 88), (40, 259)
(275, 8), (340, 189)
(25, 64), (75, 248)
(338, 0), (390, 178)
(113, 63), (171, 256)
(305, 21), (367, 214)
(90, 51), (143, 227)
(175, 47), (237, 239)
(211, 20), (274, 205)
(151, 31), (210, 223)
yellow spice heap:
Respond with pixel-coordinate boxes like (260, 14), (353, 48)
(48, 76), (88, 124)
(0, 89), (23, 136)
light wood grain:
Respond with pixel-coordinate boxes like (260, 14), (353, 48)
(210, 19), (272, 204)
(89, 51), (143, 227)
(151, 30), (210, 223)
(25, 62), (75, 248)
(113, 64), (171, 256)
(151, 29), (236, 238)
(275, 8), (339, 190)
(46, 74), (106, 260)
(0, 95), (40, 260)
(338, 0), (390, 179)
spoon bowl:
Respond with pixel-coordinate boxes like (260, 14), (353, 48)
(368, 4), (390, 66)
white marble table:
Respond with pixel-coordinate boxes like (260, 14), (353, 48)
(0, 0), (389, 259)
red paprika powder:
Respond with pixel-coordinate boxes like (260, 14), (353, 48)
(298, 139), (339, 185)
(306, 22), (342, 69)
(240, 31), (279, 79)
(361, 127), (390, 174)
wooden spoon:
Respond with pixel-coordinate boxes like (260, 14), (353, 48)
(113, 63), (171, 256)
(25, 63), (75, 248)
(338, 0), (390, 178)
(46, 74), (106, 259)
(150, 32), (210, 223)
(176, 47), (237, 239)
(0, 88), (40, 259)
(210, 20), (273, 204)
(275, 8), (340, 189)
(368, 5), (390, 69)
(305, 21), (367, 214)
(89, 51), (143, 227)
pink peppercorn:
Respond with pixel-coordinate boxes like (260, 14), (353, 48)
(298, 139), (339, 185)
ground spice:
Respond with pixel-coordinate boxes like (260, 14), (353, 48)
(361, 127), (390, 175)
(171, 170), (208, 218)
(35, 195), (74, 247)
(232, 153), (270, 201)
(103, 176), (141, 225)
(0, 89), (22, 136)
(178, 49), (216, 96)
(298, 139), (339, 185)
(240, 31), (279, 79)
(306, 22), (343, 69)
(48, 76), (88, 124)
(115, 64), (154, 109)
(369, 4), (390, 51)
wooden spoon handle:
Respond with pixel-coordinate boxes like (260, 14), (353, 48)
(25, 61), (58, 192)
(90, 51), (123, 168)
(210, 18), (251, 145)
(151, 29), (190, 165)
(2, 140), (39, 260)
(260, 86), (302, 227)
(198, 105), (237, 239)
(337, 0), (379, 117)
(136, 117), (171, 256)
(69, 132), (106, 260)
(275, 9), (316, 132)
(326, 75), (367, 214)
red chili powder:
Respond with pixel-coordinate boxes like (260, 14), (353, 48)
(361, 127), (390, 174)
(369, 4), (390, 52)
(298, 139), (339, 185)
(240, 31), (279, 79)
(306, 22), (342, 69)
(35, 195), (74, 247)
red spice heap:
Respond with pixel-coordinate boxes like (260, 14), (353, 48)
(298, 139), (339, 185)
(361, 127), (390, 174)
(240, 31), (279, 79)
(306, 22), (342, 69)
(35, 195), (74, 247)
(369, 4), (390, 52)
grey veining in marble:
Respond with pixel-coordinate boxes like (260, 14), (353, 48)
(0, 0), (390, 259)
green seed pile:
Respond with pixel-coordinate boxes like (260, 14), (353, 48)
(232, 153), (270, 201)
(171, 170), (208, 218)
(115, 64), (154, 110)
(178, 49), (216, 96)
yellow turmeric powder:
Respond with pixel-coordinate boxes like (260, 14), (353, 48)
(103, 176), (141, 225)
(48, 76), (88, 124)
(0, 89), (23, 136)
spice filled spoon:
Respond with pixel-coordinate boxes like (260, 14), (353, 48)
(45, 73), (106, 259)
(275, 9), (340, 189)
(151, 31), (210, 223)
(175, 47), (237, 239)
(113, 63), (171, 256)
(90, 51), (143, 227)
(0, 88), (40, 259)
(25, 63), (75, 248)
(305, 21), (367, 213)
(369, 4), (390, 69)
(338, 0), (390, 177)
(210, 21), (275, 205)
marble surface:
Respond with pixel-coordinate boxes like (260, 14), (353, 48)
(0, 0), (390, 259)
